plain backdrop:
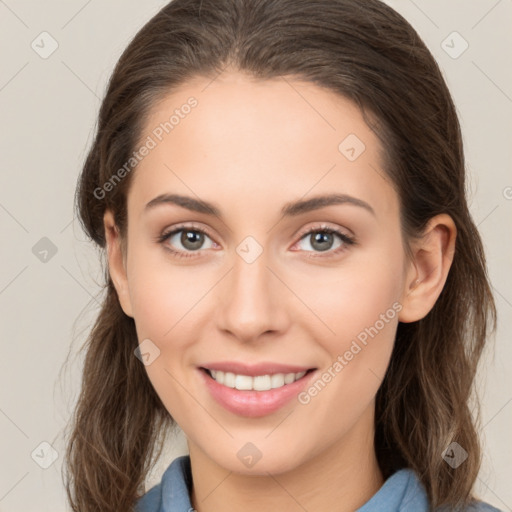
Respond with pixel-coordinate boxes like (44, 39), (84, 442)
(0, 1), (511, 510)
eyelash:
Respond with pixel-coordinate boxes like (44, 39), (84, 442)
(156, 223), (356, 260)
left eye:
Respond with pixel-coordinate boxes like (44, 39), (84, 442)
(295, 229), (355, 253)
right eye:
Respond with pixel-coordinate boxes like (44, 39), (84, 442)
(157, 224), (219, 259)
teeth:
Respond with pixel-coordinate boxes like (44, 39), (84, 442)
(209, 370), (307, 390)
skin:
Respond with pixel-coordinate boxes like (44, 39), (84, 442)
(104, 69), (456, 512)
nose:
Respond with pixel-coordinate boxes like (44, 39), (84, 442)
(215, 249), (290, 343)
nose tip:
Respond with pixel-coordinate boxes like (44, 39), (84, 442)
(214, 256), (289, 343)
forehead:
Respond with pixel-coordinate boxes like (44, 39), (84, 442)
(128, 71), (397, 222)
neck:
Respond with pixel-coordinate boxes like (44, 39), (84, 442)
(188, 405), (384, 512)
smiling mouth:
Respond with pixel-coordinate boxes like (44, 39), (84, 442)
(200, 367), (316, 392)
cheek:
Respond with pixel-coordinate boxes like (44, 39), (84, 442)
(316, 277), (400, 389)
(291, 248), (404, 343)
(293, 247), (404, 392)
(127, 247), (217, 349)
(296, 276), (401, 430)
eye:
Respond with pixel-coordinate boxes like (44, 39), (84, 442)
(157, 224), (218, 259)
(293, 225), (355, 257)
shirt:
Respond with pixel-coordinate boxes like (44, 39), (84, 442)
(135, 455), (502, 512)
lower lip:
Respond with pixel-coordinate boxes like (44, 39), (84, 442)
(198, 368), (316, 418)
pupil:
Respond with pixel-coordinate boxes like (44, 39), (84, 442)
(311, 232), (332, 252)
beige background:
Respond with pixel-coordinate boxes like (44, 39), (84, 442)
(0, 0), (511, 510)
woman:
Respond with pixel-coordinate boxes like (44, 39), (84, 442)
(64, 0), (500, 510)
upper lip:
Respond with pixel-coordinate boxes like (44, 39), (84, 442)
(199, 361), (316, 376)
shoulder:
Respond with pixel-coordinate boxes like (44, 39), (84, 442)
(135, 482), (162, 512)
(357, 468), (430, 511)
(400, 468), (503, 512)
(357, 468), (503, 512)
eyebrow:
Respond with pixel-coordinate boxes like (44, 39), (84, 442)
(144, 193), (375, 217)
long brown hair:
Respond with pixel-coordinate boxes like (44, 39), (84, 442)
(63, 0), (497, 510)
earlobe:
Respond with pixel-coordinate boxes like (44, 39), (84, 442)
(398, 214), (457, 323)
(103, 210), (134, 318)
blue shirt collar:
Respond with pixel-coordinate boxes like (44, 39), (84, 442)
(136, 455), (430, 512)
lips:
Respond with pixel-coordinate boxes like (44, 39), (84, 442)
(197, 361), (318, 417)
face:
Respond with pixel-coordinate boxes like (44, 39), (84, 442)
(106, 70), (422, 475)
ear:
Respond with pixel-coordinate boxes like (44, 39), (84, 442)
(398, 213), (457, 323)
(103, 209), (134, 318)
